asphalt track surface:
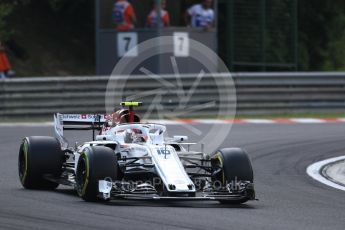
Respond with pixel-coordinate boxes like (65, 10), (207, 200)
(0, 123), (344, 230)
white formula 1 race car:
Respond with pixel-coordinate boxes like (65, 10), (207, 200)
(18, 102), (255, 204)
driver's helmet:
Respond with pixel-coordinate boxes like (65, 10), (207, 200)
(111, 109), (141, 125)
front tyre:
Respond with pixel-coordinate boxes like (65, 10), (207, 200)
(76, 146), (118, 202)
(212, 148), (255, 204)
(18, 136), (63, 189)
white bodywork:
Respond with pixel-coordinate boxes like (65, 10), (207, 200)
(55, 114), (196, 193)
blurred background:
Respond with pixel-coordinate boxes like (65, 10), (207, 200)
(1, 0), (345, 76)
(0, 0), (344, 119)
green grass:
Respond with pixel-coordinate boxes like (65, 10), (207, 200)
(174, 112), (345, 120)
(233, 113), (345, 119)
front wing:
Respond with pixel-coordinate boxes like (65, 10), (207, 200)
(98, 180), (255, 202)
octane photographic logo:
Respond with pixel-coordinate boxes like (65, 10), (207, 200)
(105, 36), (236, 154)
(103, 177), (244, 192)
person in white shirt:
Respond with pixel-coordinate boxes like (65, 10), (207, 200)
(185, 0), (214, 30)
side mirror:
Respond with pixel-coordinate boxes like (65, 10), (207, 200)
(173, 135), (188, 143)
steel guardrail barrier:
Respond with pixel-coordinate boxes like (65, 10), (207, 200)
(1, 72), (344, 119)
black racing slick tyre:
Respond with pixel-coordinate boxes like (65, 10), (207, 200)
(213, 148), (254, 183)
(212, 148), (255, 204)
(18, 136), (64, 190)
(76, 146), (118, 202)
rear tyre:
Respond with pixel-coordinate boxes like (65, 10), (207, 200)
(18, 136), (64, 189)
(212, 148), (255, 204)
(76, 146), (118, 202)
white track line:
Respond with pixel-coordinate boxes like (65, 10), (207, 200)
(194, 119), (229, 124)
(306, 156), (345, 191)
(243, 119), (276, 124)
(290, 118), (326, 123)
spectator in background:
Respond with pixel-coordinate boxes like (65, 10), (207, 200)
(185, 0), (214, 30)
(0, 41), (12, 79)
(146, 0), (170, 28)
(113, 0), (136, 31)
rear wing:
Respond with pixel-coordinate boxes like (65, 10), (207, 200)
(54, 113), (107, 149)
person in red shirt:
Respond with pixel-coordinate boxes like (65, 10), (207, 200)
(113, 0), (137, 31)
(0, 41), (12, 79)
(146, 0), (170, 28)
